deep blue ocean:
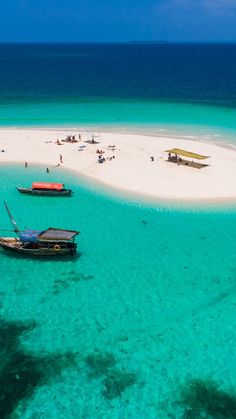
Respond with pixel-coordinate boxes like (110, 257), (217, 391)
(0, 43), (236, 141)
(0, 44), (236, 418)
(1, 43), (236, 105)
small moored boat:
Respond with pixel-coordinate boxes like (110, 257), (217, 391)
(17, 182), (72, 196)
(0, 202), (79, 256)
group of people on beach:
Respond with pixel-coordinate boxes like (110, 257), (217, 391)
(55, 133), (81, 145)
(168, 152), (182, 165)
(64, 135), (77, 143)
(98, 154), (116, 164)
(38, 132), (117, 168)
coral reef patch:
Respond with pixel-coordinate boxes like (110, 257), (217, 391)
(85, 351), (137, 399)
(181, 379), (236, 419)
(0, 318), (77, 418)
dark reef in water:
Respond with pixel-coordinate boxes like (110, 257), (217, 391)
(103, 370), (137, 399)
(181, 379), (236, 418)
(85, 352), (137, 399)
(85, 352), (116, 377)
(53, 278), (70, 294)
(0, 318), (78, 418)
(53, 271), (94, 294)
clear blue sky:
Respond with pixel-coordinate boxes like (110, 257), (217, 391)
(0, 0), (236, 43)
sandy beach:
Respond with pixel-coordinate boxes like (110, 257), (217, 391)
(0, 128), (236, 202)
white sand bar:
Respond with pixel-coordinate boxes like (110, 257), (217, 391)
(0, 128), (236, 202)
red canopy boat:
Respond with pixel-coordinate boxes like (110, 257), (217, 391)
(17, 182), (72, 196)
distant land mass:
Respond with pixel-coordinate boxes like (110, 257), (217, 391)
(128, 40), (169, 44)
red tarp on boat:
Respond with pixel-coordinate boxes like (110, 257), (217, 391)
(32, 182), (64, 190)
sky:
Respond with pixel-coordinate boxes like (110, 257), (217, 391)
(0, 0), (236, 43)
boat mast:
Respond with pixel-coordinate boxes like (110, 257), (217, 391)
(4, 201), (20, 235)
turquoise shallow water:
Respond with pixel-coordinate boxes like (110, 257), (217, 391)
(1, 100), (236, 146)
(0, 164), (236, 418)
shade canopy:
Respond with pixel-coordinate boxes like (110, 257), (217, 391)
(32, 182), (65, 190)
(38, 228), (79, 241)
(166, 148), (209, 160)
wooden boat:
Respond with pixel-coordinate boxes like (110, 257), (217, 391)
(0, 202), (79, 256)
(17, 182), (72, 196)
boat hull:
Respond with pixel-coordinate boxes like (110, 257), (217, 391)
(0, 239), (77, 256)
(17, 188), (72, 196)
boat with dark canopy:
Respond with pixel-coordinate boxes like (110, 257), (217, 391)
(17, 182), (72, 196)
(0, 202), (79, 256)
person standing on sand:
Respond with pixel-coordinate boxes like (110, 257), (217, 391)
(60, 154), (63, 164)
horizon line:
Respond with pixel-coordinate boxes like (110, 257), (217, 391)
(0, 40), (236, 45)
